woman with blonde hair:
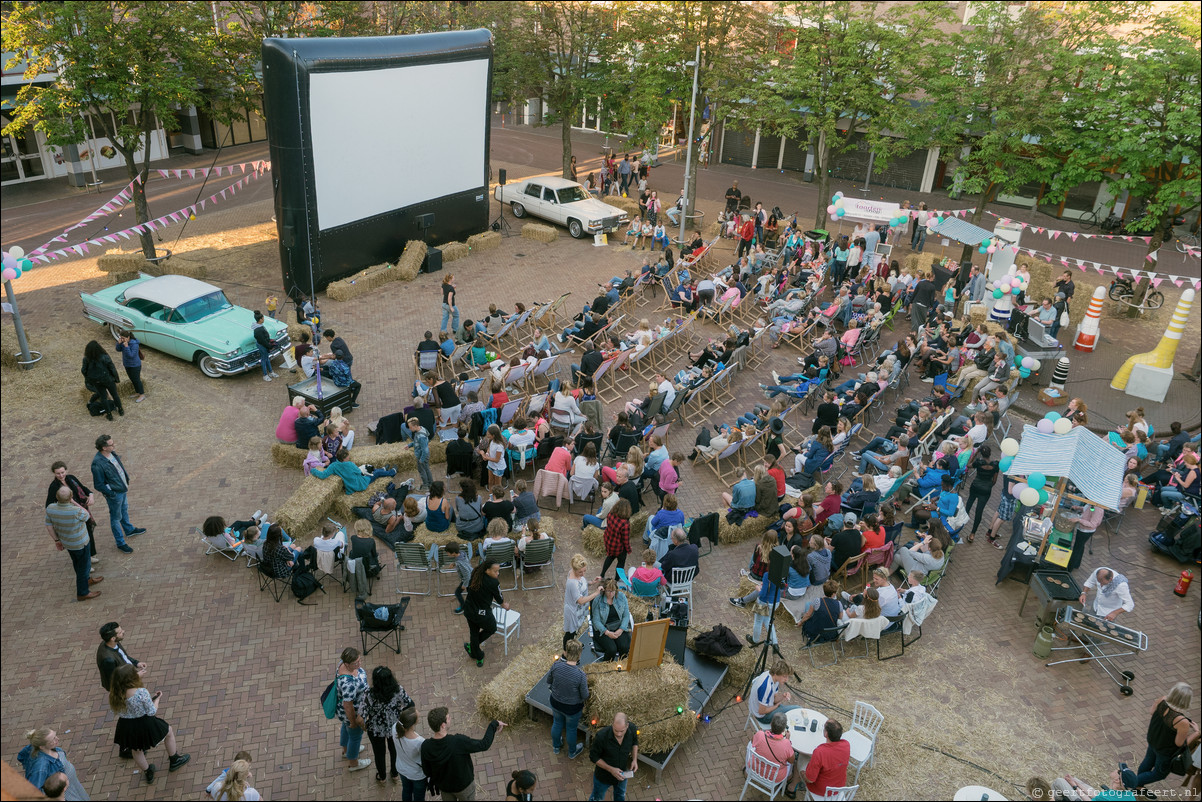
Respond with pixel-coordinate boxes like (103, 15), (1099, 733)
(601, 445), (644, 486)
(108, 664), (190, 784)
(563, 553), (603, 649)
(17, 727), (89, 801)
(327, 406), (355, 450)
(213, 759), (259, 801)
(1119, 682), (1199, 790)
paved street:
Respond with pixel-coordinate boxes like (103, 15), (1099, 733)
(1, 123), (1198, 801)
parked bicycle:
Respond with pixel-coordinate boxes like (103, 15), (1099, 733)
(1109, 275), (1165, 312)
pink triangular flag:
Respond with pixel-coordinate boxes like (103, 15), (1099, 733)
(1152, 278), (1163, 288)
(1059, 258), (1069, 266)
(220, 189), (227, 200)
(1123, 236), (1132, 242)
(1145, 253), (1156, 262)
(188, 169), (196, 179)
(1142, 236), (1152, 244)
(1069, 232), (1078, 242)
(1172, 276), (1184, 287)
(1094, 266), (1105, 275)
(158, 170), (169, 178)
(172, 170), (182, 179)
(199, 200), (206, 211)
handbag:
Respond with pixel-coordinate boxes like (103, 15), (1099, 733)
(320, 671), (339, 720)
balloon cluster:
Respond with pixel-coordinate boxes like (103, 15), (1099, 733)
(986, 271), (1029, 301)
(1, 246), (31, 282)
(1037, 410), (1073, 436)
(1010, 354), (1041, 379)
(826, 191), (846, 219)
(978, 236), (999, 255)
(888, 211), (909, 227)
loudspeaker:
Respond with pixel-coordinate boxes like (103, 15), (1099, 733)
(498, 168), (507, 186)
(422, 246), (442, 274)
(768, 545), (791, 587)
(415, 213), (435, 230)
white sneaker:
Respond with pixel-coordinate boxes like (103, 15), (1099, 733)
(252, 510), (264, 522)
(270, 371), (279, 378)
(772, 370), (781, 384)
(349, 758), (372, 772)
(797, 357), (806, 365)
(263, 375), (272, 382)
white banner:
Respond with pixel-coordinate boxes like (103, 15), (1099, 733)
(840, 197), (900, 223)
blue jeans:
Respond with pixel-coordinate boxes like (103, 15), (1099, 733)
(551, 707), (583, 752)
(912, 226), (926, 252)
(340, 721), (364, 760)
(583, 513), (605, 529)
(257, 342), (273, 376)
(756, 704), (800, 725)
(1159, 487), (1186, 506)
(861, 436), (894, 455)
(401, 776), (427, 802)
(590, 776), (627, 801)
(68, 546), (92, 597)
(441, 303), (460, 335)
(752, 611), (777, 645)
(1122, 744), (1174, 789)
(1156, 443), (1171, 462)
(104, 492), (133, 547)
(859, 452), (890, 474)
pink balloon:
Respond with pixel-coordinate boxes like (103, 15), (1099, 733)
(987, 245), (997, 254)
(826, 205), (837, 215)
(1, 267), (15, 282)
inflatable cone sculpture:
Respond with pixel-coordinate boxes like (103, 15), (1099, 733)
(1111, 288), (1195, 390)
(1073, 285), (1106, 352)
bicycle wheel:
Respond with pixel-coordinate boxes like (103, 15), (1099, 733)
(1108, 281), (1126, 301)
(1080, 209), (1099, 229)
(1146, 291), (1165, 310)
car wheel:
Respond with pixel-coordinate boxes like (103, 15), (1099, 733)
(108, 323), (124, 341)
(568, 219), (585, 239)
(196, 353), (223, 378)
(511, 202), (527, 218)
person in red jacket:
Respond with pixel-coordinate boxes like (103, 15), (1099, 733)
(789, 718), (850, 798)
(737, 215), (757, 259)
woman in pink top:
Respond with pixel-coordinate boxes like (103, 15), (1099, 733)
(544, 444), (573, 477)
(276, 396), (309, 444)
(630, 548), (667, 587)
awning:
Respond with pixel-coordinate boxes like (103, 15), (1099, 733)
(927, 217), (993, 247)
(1004, 424), (1126, 510)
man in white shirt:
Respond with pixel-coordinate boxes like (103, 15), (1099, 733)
(965, 412), (990, 445)
(844, 567), (902, 618)
(1080, 567), (1134, 621)
(654, 374), (676, 411)
(748, 661), (801, 725)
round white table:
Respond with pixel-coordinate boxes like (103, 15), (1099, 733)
(953, 786), (1008, 801)
(785, 708), (829, 756)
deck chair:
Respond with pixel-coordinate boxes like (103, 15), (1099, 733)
(356, 596), (409, 656)
(201, 532), (243, 562)
(483, 541), (519, 591)
(393, 542), (432, 595)
(529, 355), (561, 390)
(520, 538), (557, 590)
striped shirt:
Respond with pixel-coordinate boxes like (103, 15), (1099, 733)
(45, 501), (90, 550)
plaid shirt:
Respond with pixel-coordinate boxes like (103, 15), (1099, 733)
(603, 515), (630, 557)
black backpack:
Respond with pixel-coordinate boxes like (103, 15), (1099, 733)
(291, 569), (323, 604)
(693, 624), (743, 658)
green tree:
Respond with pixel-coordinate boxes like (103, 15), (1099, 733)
(758, 1), (952, 230)
(3, 1), (245, 259)
(1050, 3), (1201, 312)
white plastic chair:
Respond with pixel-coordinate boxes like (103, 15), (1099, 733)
(492, 602), (521, 655)
(668, 566), (697, 612)
(739, 741), (786, 801)
(805, 785), (859, 801)
(743, 706), (772, 733)
(844, 701), (883, 784)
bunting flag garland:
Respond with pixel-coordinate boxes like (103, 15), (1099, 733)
(1003, 241), (1201, 290)
(27, 163), (269, 267)
(983, 210), (1156, 244)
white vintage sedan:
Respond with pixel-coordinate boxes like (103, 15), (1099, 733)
(495, 176), (629, 238)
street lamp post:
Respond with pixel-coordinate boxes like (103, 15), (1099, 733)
(679, 44), (701, 247)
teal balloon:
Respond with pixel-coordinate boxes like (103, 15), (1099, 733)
(1015, 355), (1024, 366)
(1045, 412), (1061, 422)
(835, 208), (845, 217)
(1028, 472), (1046, 489)
(1037, 488), (1049, 505)
(18, 258), (32, 271)
(1019, 367), (1030, 377)
(13, 266), (22, 279)
(993, 288), (1004, 299)
(999, 455), (1013, 471)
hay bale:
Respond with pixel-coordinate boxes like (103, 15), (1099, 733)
(477, 642), (556, 724)
(107, 271), (142, 286)
(441, 241), (470, 264)
(287, 322), (310, 344)
(705, 221), (723, 239)
(0, 321), (20, 370)
(583, 659), (696, 755)
(429, 440), (448, 465)
(522, 223), (558, 243)
(331, 475), (394, 519)
(900, 252), (925, 274)
(271, 442), (306, 469)
(686, 624), (759, 688)
(76, 378), (142, 402)
(409, 524), (467, 554)
(347, 442), (417, 472)
(467, 231), (501, 253)
(96, 250), (149, 274)
(629, 509), (651, 541)
(582, 525), (605, 557)
(717, 512), (773, 545)
(326, 262), (396, 303)
(160, 254), (207, 279)
(603, 194), (642, 218)
(275, 475), (343, 538)
(398, 239), (427, 277)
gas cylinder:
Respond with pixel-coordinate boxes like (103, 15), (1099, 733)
(1174, 569), (1193, 598)
(1034, 625), (1055, 659)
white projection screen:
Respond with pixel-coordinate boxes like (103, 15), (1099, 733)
(263, 30), (493, 293)
(308, 59), (489, 231)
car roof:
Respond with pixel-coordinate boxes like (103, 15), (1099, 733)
(527, 176), (579, 190)
(124, 275), (222, 308)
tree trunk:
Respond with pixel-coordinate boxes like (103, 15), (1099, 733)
(1125, 227), (1165, 319)
(561, 112), (573, 180)
(813, 135), (830, 230)
(125, 154), (156, 260)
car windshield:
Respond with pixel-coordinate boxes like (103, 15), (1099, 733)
(557, 186), (589, 204)
(169, 290), (233, 323)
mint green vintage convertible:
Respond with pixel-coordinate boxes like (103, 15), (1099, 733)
(81, 274), (291, 378)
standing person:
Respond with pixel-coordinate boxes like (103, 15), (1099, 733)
(47, 461), (98, 563)
(441, 274), (460, 338)
(82, 340), (122, 419)
(463, 560), (507, 667)
(964, 444), (999, 542)
(90, 434), (144, 554)
(420, 707), (505, 802)
(394, 707), (427, 802)
(724, 181), (742, 217)
(569, 154), (578, 183)
(108, 664), (190, 784)
(618, 155), (633, 195)
(600, 499), (633, 578)
(252, 311), (278, 382)
(335, 648), (373, 772)
(505, 770), (537, 801)
(736, 214), (756, 259)
(548, 639), (590, 759)
(445, 541), (472, 615)
(358, 666), (414, 783)
(114, 330), (146, 403)
(911, 202), (929, 252)
(46, 486), (101, 601)
(563, 554), (602, 649)
(18, 728), (90, 801)
(1079, 567), (1134, 621)
(96, 623), (146, 706)
(265, 293), (279, 319)
(408, 417), (433, 491)
(1119, 683), (1199, 791)
(588, 712), (638, 802)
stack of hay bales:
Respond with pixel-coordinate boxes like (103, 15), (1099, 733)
(467, 231), (501, 253)
(477, 643), (556, 725)
(157, 251), (208, 279)
(718, 512), (773, 545)
(275, 475), (345, 537)
(603, 194), (642, 219)
(705, 221), (723, 239)
(326, 263), (401, 302)
(331, 476), (396, 519)
(97, 250), (151, 275)
(271, 442), (307, 470)
(583, 659), (696, 755)
(521, 223), (558, 243)
(440, 241), (470, 264)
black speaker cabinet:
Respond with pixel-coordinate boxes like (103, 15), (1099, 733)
(498, 168), (507, 186)
(423, 246), (443, 274)
(768, 545), (791, 586)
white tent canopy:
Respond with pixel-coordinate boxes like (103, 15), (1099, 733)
(1004, 424), (1126, 511)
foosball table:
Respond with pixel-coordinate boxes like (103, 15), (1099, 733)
(1047, 607), (1148, 695)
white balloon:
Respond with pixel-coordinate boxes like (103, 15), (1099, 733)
(8, 246), (24, 259)
(1000, 438), (1020, 456)
(1053, 418), (1073, 434)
